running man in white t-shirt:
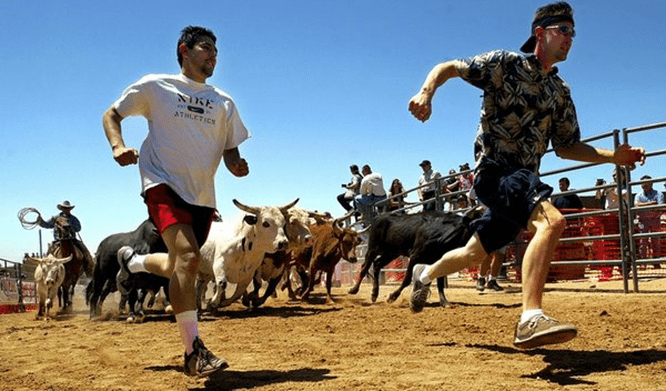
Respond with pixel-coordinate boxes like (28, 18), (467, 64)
(102, 26), (250, 377)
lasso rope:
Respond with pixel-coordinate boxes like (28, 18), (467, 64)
(18, 207), (42, 230)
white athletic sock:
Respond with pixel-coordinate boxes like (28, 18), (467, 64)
(520, 309), (544, 324)
(127, 254), (148, 273)
(419, 265), (432, 284)
(176, 310), (200, 354)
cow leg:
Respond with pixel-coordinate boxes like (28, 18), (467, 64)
(219, 280), (252, 308)
(387, 260), (415, 303)
(325, 267), (335, 303)
(436, 277), (450, 307)
(348, 252), (375, 295)
(207, 280), (227, 311)
(370, 257), (386, 303)
(253, 275), (281, 307)
(299, 266), (317, 302)
(37, 300), (45, 320)
(133, 289), (148, 323)
(126, 289), (139, 323)
(242, 271), (262, 307)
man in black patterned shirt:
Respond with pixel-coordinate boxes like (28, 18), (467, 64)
(407, 1), (645, 349)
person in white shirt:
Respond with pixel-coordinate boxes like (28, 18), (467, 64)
(354, 165), (387, 219)
(102, 26), (249, 377)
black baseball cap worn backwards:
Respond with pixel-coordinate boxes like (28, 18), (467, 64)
(520, 3), (575, 53)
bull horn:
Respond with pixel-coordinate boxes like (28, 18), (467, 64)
(356, 225), (371, 234)
(57, 254), (74, 264)
(278, 198), (299, 212)
(332, 216), (347, 235)
(232, 199), (261, 215)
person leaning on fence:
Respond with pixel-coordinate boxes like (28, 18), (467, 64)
(337, 164), (363, 212)
(407, 1), (645, 349)
(37, 200), (94, 275)
(354, 165), (387, 220)
(417, 160), (442, 211)
(552, 177), (583, 210)
(602, 169), (629, 210)
(387, 178), (409, 212)
(102, 26), (250, 377)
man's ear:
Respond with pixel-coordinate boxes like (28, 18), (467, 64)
(178, 43), (189, 60)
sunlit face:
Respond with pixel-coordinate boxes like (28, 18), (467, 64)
(540, 21), (574, 63)
(182, 36), (218, 81)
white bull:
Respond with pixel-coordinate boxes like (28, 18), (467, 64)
(243, 207), (328, 307)
(197, 198), (298, 311)
(31, 254), (73, 320)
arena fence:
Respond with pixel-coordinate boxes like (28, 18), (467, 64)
(0, 257), (37, 313)
(340, 121), (666, 293)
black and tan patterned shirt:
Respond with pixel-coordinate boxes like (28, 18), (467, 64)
(457, 50), (580, 173)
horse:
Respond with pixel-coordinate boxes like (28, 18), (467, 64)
(47, 215), (90, 311)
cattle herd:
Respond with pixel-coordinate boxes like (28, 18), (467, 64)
(29, 199), (484, 322)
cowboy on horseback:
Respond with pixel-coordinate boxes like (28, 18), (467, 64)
(38, 200), (94, 276)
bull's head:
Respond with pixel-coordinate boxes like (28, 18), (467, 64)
(331, 216), (366, 263)
(32, 254), (72, 287)
(233, 199), (299, 252)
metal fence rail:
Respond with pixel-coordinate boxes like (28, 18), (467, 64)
(346, 121), (666, 293)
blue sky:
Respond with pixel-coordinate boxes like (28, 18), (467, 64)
(2, 0), (665, 263)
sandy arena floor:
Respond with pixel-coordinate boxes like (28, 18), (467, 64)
(1, 278), (666, 391)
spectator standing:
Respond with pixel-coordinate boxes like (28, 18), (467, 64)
(337, 164), (363, 212)
(417, 160), (442, 211)
(634, 175), (664, 260)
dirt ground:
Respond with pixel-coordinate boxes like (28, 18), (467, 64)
(2, 277), (666, 391)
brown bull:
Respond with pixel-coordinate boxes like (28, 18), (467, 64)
(300, 217), (365, 303)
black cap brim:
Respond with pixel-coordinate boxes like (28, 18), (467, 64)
(520, 35), (536, 53)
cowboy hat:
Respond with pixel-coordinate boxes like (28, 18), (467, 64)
(57, 200), (75, 210)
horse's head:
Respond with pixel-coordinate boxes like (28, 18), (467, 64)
(54, 216), (75, 240)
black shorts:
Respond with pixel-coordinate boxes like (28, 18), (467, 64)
(470, 157), (553, 254)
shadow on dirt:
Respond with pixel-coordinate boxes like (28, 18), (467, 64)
(144, 365), (335, 390)
(209, 305), (342, 320)
(469, 343), (666, 386)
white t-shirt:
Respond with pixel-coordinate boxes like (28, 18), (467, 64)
(359, 173), (387, 197)
(113, 73), (250, 208)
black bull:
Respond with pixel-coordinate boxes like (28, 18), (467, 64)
(86, 219), (170, 320)
(348, 208), (483, 305)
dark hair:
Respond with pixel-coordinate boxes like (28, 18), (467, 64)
(559, 177), (570, 186)
(521, 1), (574, 52)
(177, 26), (217, 67)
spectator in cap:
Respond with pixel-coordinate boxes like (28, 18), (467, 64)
(417, 160), (442, 211)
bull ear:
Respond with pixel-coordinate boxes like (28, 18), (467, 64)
(233, 199), (261, 215)
(243, 214), (258, 225)
(278, 198), (299, 212)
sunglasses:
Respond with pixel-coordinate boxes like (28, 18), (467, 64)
(545, 24), (576, 38)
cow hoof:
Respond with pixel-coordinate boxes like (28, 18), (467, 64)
(371, 295), (378, 303)
(164, 305), (173, 314)
(348, 287), (359, 295)
(386, 296), (396, 304)
(126, 315), (136, 323)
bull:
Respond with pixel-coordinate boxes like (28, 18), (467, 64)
(348, 208), (482, 306)
(299, 216), (365, 303)
(196, 198), (298, 312)
(86, 219), (170, 322)
(31, 254), (72, 320)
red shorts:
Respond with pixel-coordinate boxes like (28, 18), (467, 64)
(143, 184), (215, 247)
